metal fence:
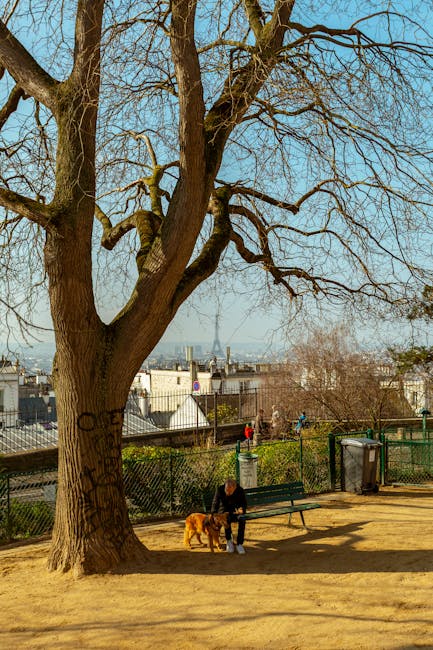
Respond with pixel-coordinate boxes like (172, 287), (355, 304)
(382, 426), (433, 484)
(0, 387), (268, 454)
(3, 428), (433, 545)
(0, 469), (57, 543)
(4, 384), (433, 456)
(0, 435), (332, 544)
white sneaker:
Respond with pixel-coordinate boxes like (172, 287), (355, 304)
(226, 540), (235, 553)
(236, 544), (246, 555)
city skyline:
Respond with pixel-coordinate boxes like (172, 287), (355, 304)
(2, 287), (431, 369)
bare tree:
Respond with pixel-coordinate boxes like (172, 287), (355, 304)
(270, 327), (411, 430)
(1, 1), (433, 574)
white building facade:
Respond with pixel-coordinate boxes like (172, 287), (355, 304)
(130, 362), (267, 420)
(0, 359), (19, 412)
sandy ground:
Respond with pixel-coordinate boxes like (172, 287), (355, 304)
(1, 487), (433, 650)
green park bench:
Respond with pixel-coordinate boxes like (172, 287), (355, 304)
(203, 481), (321, 529)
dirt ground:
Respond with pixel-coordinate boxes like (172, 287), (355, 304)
(1, 487), (433, 650)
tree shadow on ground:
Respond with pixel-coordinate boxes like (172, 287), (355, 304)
(116, 518), (433, 577)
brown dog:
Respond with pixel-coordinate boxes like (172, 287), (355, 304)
(184, 512), (229, 552)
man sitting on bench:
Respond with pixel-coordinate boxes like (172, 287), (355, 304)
(212, 478), (247, 555)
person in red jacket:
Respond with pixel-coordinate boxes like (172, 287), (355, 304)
(244, 423), (254, 449)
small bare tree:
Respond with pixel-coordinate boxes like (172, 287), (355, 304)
(1, 1), (433, 574)
(266, 327), (411, 429)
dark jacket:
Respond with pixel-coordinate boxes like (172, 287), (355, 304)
(211, 483), (247, 515)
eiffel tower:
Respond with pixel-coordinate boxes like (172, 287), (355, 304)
(211, 312), (224, 358)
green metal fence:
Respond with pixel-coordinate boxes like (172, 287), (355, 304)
(3, 428), (433, 545)
(383, 437), (433, 485)
(123, 437), (333, 522)
(1, 437), (331, 543)
(123, 446), (238, 522)
(0, 469), (57, 543)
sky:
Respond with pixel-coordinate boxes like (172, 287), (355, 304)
(2, 1), (433, 359)
(157, 295), (432, 355)
(157, 293), (286, 349)
(21, 278), (290, 352)
(21, 277), (428, 359)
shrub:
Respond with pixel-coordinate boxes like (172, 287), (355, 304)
(0, 499), (54, 542)
(207, 404), (239, 424)
(252, 441), (301, 484)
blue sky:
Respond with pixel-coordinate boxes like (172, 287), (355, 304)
(2, 1), (433, 357)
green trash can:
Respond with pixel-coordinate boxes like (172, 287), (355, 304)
(341, 438), (382, 494)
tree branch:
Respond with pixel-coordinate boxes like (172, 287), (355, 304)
(171, 190), (232, 309)
(70, 0), (106, 90)
(204, 0), (295, 172)
(170, 0), (206, 183)
(0, 21), (58, 110)
(53, 1), (105, 211)
(243, 0), (266, 38)
(0, 84), (27, 130)
(95, 205), (162, 272)
(230, 184), (299, 213)
(0, 187), (54, 227)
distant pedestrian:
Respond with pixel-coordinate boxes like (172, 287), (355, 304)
(244, 423), (254, 449)
(271, 404), (283, 439)
(253, 408), (266, 447)
(295, 411), (307, 435)
(209, 356), (217, 373)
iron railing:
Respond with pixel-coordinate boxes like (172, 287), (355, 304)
(0, 387), (267, 454)
(3, 428), (433, 544)
(2, 387), (432, 455)
(1, 435), (332, 543)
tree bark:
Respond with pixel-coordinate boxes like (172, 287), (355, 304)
(44, 224), (148, 575)
(47, 371), (148, 576)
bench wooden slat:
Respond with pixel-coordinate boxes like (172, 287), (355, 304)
(245, 481), (304, 493)
(246, 492), (307, 506)
(245, 483), (307, 506)
(239, 503), (321, 521)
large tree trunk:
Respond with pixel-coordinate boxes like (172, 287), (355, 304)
(47, 359), (148, 576)
(45, 227), (148, 576)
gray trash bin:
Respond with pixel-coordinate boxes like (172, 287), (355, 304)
(341, 438), (382, 494)
(238, 453), (258, 489)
